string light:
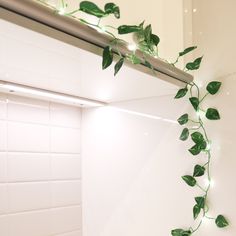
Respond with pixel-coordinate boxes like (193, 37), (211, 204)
(58, 7), (66, 15)
(127, 43), (137, 52)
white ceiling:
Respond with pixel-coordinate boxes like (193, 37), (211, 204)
(0, 18), (179, 104)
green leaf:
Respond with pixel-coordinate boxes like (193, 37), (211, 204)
(215, 215), (229, 228)
(114, 57), (124, 76)
(182, 175), (196, 187)
(193, 165), (205, 177)
(104, 3), (120, 18)
(144, 24), (152, 44)
(179, 46), (197, 57)
(177, 114), (189, 125)
(195, 196), (205, 208)
(175, 88), (188, 99)
(206, 81), (222, 95)
(180, 128), (189, 141)
(102, 46), (113, 70)
(189, 97), (199, 111)
(193, 204), (201, 219)
(191, 132), (204, 144)
(144, 60), (153, 69)
(126, 54), (142, 64)
(151, 34), (160, 46)
(171, 229), (192, 236)
(206, 108), (220, 120)
(186, 56), (203, 70)
(80, 1), (105, 18)
(189, 145), (201, 155)
(118, 25), (141, 34)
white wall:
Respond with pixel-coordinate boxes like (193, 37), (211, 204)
(192, 0), (236, 235)
(0, 93), (82, 236)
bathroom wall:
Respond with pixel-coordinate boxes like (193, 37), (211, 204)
(191, 0), (236, 235)
(0, 93), (82, 236)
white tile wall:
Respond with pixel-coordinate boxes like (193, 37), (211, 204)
(0, 93), (82, 236)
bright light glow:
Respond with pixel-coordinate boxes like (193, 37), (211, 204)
(58, 7), (66, 15)
(204, 178), (215, 188)
(193, 8), (197, 13)
(206, 141), (211, 151)
(196, 109), (205, 118)
(0, 81), (105, 107)
(108, 106), (178, 124)
(96, 26), (106, 33)
(127, 44), (137, 51)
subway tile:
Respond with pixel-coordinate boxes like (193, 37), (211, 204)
(51, 127), (80, 153)
(8, 182), (51, 213)
(8, 95), (49, 124)
(0, 184), (8, 214)
(50, 103), (81, 128)
(8, 122), (50, 152)
(52, 181), (81, 207)
(8, 210), (51, 236)
(0, 216), (9, 235)
(0, 121), (7, 151)
(0, 153), (6, 182)
(56, 230), (82, 236)
(51, 206), (82, 235)
(52, 155), (81, 180)
(7, 153), (50, 182)
(0, 93), (7, 120)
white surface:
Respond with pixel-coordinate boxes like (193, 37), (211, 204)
(0, 16), (180, 104)
(192, 0), (236, 235)
(0, 93), (82, 236)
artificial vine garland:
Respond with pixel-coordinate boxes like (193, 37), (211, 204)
(37, 0), (229, 235)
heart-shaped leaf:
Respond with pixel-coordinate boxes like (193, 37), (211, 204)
(193, 165), (205, 177)
(171, 229), (192, 236)
(215, 215), (229, 228)
(114, 57), (124, 76)
(118, 25), (141, 34)
(104, 3), (120, 18)
(186, 56), (203, 70)
(151, 34), (160, 46)
(206, 81), (222, 95)
(206, 108), (220, 120)
(102, 46), (113, 69)
(175, 88), (188, 99)
(177, 114), (189, 125)
(193, 204), (201, 219)
(179, 46), (197, 57)
(195, 196), (205, 208)
(180, 128), (189, 141)
(182, 175), (196, 187)
(191, 132), (204, 144)
(80, 1), (106, 18)
(189, 97), (199, 111)
(188, 145), (201, 155)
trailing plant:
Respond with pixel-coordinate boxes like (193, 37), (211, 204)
(37, 0), (229, 234)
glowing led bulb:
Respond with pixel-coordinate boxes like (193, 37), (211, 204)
(204, 178), (214, 188)
(127, 44), (137, 51)
(58, 7), (66, 15)
(206, 141), (211, 151)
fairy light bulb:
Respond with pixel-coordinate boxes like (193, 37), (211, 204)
(58, 7), (66, 15)
(97, 26), (106, 33)
(127, 43), (137, 51)
(204, 178), (215, 188)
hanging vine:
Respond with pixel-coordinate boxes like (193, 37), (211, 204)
(36, 0), (229, 235)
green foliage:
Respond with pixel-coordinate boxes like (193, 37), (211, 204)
(186, 56), (203, 70)
(126, 54), (142, 64)
(80, 1), (120, 18)
(191, 132), (204, 144)
(189, 97), (199, 111)
(80, 1), (106, 17)
(177, 114), (188, 125)
(175, 87), (188, 99)
(114, 57), (124, 75)
(179, 46), (197, 57)
(171, 229), (192, 236)
(102, 46), (113, 69)
(206, 108), (220, 120)
(215, 215), (229, 228)
(104, 3), (120, 18)
(206, 81), (222, 95)
(193, 204), (201, 219)
(193, 165), (205, 177)
(180, 128), (189, 141)
(195, 196), (205, 209)
(182, 175), (196, 187)
(118, 25), (141, 34)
